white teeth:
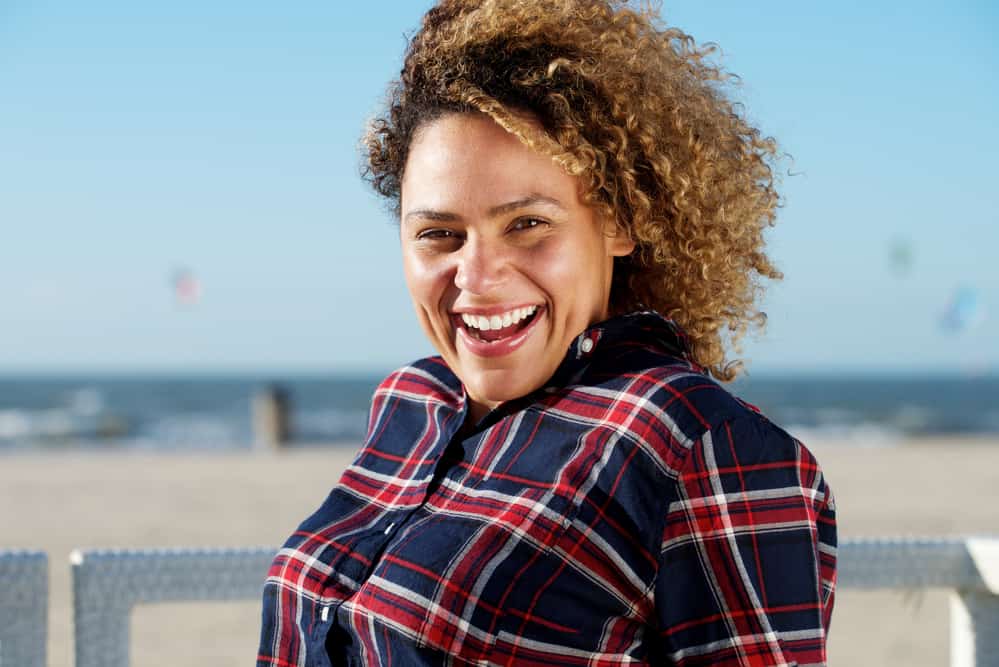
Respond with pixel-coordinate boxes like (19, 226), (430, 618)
(461, 306), (540, 330)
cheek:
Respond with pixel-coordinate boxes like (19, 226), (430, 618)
(401, 254), (422, 299)
(402, 251), (451, 306)
(531, 236), (607, 289)
(526, 237), (614, 325)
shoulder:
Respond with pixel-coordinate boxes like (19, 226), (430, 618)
(579, 312), (756, 439)
(569, 311), (813, 477)
(372, 355), (463, 407)
(582, 346), (756, 443)
(671, 387), (835, 526)
(356, 356), (464, 468)
(585, 352), (818, 485)
(655, 370), (824, 491)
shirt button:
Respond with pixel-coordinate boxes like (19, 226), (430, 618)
(580, 337), (594, 353)
(384, 522), (396, 535)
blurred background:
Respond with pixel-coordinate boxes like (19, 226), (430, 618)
(1, 1), (996, 666)
(1, 0), (996, 449)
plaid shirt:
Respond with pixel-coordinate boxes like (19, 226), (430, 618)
(258, 311), (837, 666)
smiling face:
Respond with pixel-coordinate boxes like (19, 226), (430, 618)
(400, 113), (635, 422)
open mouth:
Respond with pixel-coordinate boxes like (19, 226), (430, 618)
(453, 305), (544, 344)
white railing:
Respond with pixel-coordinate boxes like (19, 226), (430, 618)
(837, 537), (999, 667)
(2, 538), (998, 666)
(70, 547), (273, 667)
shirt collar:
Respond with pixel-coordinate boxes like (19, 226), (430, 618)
(574, 308), (690, 361)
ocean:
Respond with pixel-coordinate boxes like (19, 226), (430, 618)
(1, 373), (997, 450)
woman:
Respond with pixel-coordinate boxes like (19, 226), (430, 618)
(258, 1), (837, 665)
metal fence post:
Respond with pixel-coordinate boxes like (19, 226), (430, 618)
(0, 550), (47, 667)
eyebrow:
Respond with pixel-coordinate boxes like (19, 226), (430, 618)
(403, 194), (566, 224)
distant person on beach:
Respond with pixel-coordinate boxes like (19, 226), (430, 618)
(258, 1), (837, 665)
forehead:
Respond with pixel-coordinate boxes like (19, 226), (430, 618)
(400, 113), (580, 213)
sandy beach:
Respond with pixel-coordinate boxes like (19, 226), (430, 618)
(2, 438), (998, 666)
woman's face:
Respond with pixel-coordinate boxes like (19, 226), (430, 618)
(400, 113), (634, 422)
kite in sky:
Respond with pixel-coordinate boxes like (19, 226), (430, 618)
(171, 267), (202, 306)
(940, 285), (984, 334)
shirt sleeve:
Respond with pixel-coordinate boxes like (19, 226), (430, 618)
(652, 415), (837, 666)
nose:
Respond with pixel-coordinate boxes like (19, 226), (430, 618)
(454, 235), (507, 295)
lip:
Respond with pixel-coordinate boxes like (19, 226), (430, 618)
(451, 303), (542, 317)
(454, 305), (546, 358)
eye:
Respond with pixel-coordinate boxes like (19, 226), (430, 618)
(510, 217), (549, 232)
(416, 228), (462, 241)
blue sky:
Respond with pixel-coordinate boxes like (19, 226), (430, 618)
(2, 1), (996, 375)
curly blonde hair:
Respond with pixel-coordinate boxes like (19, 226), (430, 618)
(363, 0), (783, 381)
